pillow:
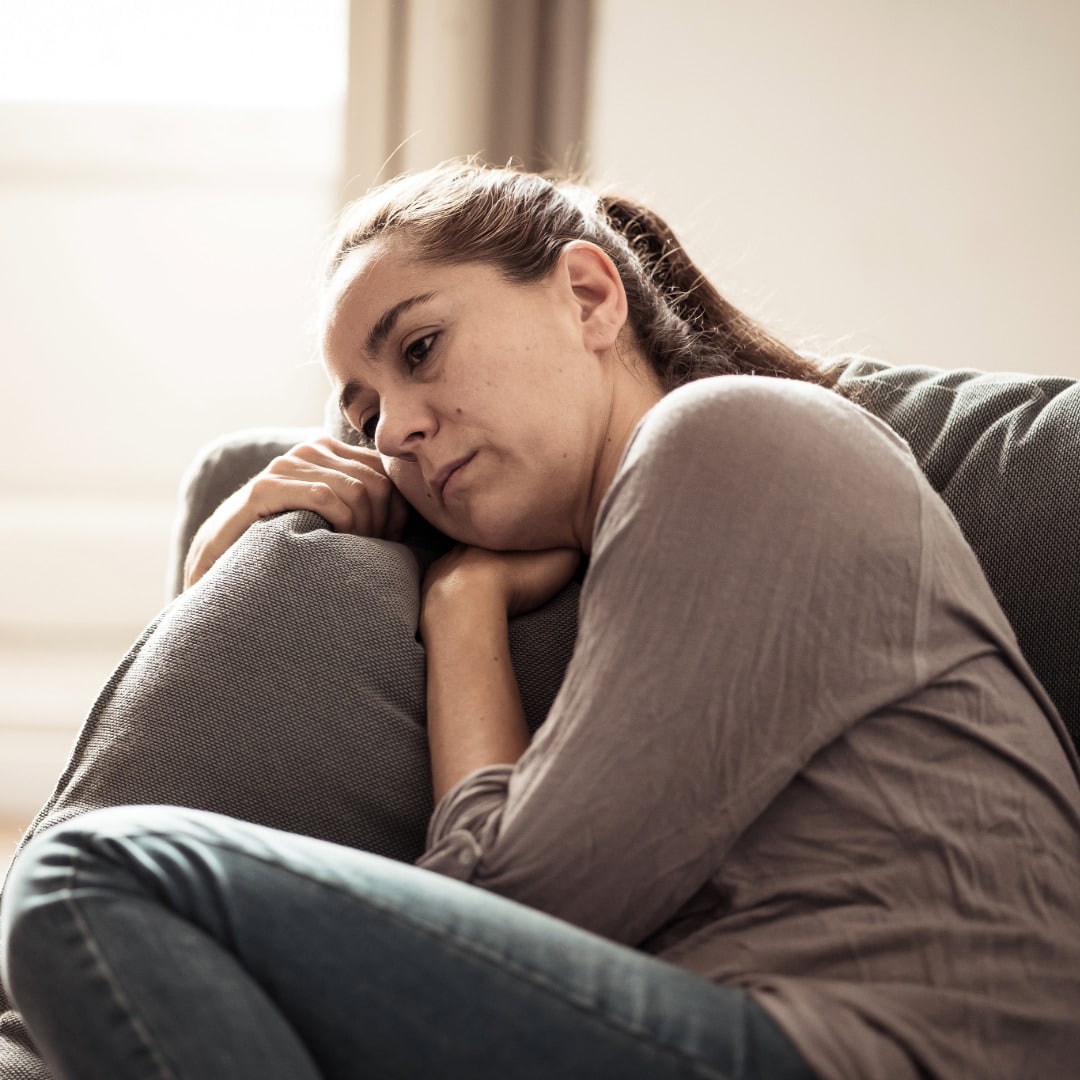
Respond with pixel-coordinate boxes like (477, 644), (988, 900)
(837, 357), (1080, 749)
(0, 510), (580, 1076)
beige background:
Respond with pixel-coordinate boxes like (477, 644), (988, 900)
(0, 1), (346, 828)
(587, 0), (1080, 377)
(1, 0), (1077, 832)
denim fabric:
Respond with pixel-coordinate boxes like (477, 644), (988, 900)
(1, 806), (813, 1080)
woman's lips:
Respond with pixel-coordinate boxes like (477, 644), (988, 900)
(437, 452), (476, 503)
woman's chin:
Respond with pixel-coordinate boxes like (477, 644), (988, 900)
(405, 504), (499, 550)
(433, 516), (547, 553)
(407, 494), (571, 552)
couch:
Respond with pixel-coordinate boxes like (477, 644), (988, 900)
(1, 356), (1078, 1078)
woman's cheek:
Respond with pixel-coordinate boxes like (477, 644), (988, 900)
(399, 482), (435, 519)
(395, 475), (457, 534)
(385, 462), (422, 503)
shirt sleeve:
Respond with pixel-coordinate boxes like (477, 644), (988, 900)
(416, 376), (935, 947)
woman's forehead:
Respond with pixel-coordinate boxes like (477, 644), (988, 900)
(324, 242), (503, 340)
(325, 239), (396, 317)
(321, 241), (462, 372)
(323, 241), (412, 348)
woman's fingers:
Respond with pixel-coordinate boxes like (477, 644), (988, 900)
(246, 473), (361, 535)
(260, 439), (400, 538)
(283, 436), (384, 476)
(183, 437), (409, 590)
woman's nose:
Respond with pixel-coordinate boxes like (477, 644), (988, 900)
(373, 395), (436, 460)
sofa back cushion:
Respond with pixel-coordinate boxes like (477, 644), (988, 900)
(837, 357), (1080, 750)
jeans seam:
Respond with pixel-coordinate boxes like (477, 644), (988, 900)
(162, 833), (735, 1080)
(66, 850), (178, 1080)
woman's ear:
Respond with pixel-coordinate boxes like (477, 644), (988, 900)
(559, 241), (627, 353)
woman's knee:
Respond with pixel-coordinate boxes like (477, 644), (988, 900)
(3, 806), (242, 929)
(5, 807), (193, 903)
(1, 808), (171, 992)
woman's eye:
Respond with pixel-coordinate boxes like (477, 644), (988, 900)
(404, 332), (436, 368)
(360, 413), (379, 441)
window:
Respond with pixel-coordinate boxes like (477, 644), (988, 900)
(0, 0), (348, 818)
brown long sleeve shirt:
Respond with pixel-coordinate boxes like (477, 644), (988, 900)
(418, 376), (1080, 1079)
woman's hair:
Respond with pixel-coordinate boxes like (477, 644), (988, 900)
(326, 160), (839, 393)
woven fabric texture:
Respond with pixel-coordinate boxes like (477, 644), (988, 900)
(837, 358), (1079, 748)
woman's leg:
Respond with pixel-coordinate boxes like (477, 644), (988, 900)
(2, 806), (813, 1080)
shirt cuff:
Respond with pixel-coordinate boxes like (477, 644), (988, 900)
(415, 763), (514, 881)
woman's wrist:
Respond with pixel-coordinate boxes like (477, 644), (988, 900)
(420, 572), (528, 803)
(419, 573), (506, 643)
(183, 487), (255, 589)
(419, 544), (581, 637)
(418, 545), (579, 802)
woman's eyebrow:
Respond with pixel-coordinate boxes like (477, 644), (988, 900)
(365, 291), (438, 358)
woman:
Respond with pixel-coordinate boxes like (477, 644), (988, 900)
(3, 162), (1079, 1079)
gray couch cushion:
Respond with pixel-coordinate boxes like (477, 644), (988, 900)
(837, 357), (1080, 748)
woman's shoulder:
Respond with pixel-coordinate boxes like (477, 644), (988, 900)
(625, 374), (913, 474)
(595, 374), (934, 583)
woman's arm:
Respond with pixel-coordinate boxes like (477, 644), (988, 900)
(420, 546), (580, 802)
(415, 378), (937, 948)
(184, 436), (410, 588)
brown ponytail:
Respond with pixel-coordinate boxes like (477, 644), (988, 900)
(599, 193), (837, 391)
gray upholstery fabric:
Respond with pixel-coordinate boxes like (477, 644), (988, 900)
(837, 358), (1080, 748)
(1, 357), (1077, 1077)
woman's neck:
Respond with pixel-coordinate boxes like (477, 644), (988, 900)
(577, 348), (665, 553)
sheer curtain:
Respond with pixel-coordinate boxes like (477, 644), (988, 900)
(343, 0), (592, 192)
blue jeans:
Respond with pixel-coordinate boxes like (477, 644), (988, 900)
(1, 806), (814, 1079)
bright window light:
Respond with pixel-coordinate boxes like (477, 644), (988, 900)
(0, 0), (347, 106)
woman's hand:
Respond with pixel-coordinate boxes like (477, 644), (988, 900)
(420, 544), (581, 631)
(183, 436), (411, 589)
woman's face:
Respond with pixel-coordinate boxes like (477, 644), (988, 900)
(322, 238), (629, 551)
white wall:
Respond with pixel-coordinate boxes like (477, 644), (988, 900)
(587, 0), (1080, 376)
